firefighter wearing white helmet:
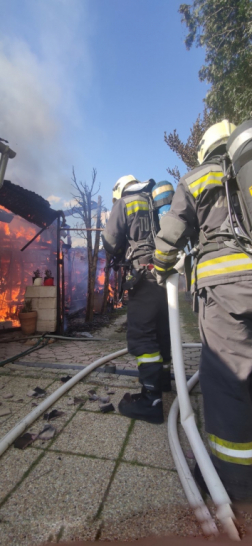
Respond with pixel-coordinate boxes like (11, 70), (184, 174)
(102, 175), (175, 424)
(112, 175), (139, 202)
(153, 120), (252, 502)
(197, 120), (237, 164)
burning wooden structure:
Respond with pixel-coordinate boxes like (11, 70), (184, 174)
(0, 180), (119, 334)
(61, 243), (116, 328)
(0, 180), (62, 331)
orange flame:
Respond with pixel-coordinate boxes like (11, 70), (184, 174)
(0, 206), (56, 326)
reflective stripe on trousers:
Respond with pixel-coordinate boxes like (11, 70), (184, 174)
(208, 434), (252, 465)
(137, 352), (163, 366)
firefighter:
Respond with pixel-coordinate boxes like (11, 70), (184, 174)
(102, 175), (172, 424)
(154, 120), (252, 502)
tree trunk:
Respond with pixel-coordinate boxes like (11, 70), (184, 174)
(85, 228), (93, 322)
(85, 196), (102, 322)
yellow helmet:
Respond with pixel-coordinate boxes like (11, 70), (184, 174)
(112, 175), (140, 202)
(197, 120), (237, 164)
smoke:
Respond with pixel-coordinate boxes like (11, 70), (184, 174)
(47, 195), (62, 204)
(0, 0), (91, 203)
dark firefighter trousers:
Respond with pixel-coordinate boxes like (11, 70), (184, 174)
(127, 275), (170, 381)
(198, 280), (252, 501)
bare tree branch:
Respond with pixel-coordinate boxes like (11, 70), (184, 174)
(70, 167), (103, 322)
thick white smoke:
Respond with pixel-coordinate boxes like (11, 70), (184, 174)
(0, 0), (91, 204)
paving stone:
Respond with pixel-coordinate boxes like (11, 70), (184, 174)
(0, 445), (40, 503)
(5, 366), (48, 379)
(123, 419), (176, 470)
(0, 296), (217, 544)
(0, 376), (56, 405)
(100, 462), (198, 540)
(0, 377), (12, 389)
(0, 452), (114, 545)
(79, 385), (138, 414)
(50, 409), (130, 459)
(0, 403), (36, 437)
(100, 505), (201, 541)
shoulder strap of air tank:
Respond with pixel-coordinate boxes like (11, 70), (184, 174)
(142, 191), (159, 240)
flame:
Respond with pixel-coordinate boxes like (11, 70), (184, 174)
(4, 224), (10, 236)
(1, 208), (121, 326)
(0, 284), (21, 327)
(97, 270), (105, 288)
(0, 206), (57, 327)
(15, 224), (39, 240)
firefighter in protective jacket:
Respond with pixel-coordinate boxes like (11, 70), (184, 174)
(154, 120), (252, 501)
(102, 175), (172, 424)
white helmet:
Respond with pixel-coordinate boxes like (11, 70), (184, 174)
(197, 120), (237, 164)
(112, 175), (140, 202)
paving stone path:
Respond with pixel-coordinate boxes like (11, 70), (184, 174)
(0, 293), (249, 545)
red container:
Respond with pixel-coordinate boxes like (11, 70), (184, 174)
(44, 277), (54, 286)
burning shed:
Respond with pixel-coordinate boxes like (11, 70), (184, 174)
(0, 180), (63, 331)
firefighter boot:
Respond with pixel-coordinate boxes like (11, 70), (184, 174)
(118, 363), (163, 424)
(132, 361), (171, 395)
(161, 361), (172, 392)
(131, 361), (171, 396)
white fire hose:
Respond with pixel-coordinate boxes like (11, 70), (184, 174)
(167, 370), (219, 537)
(0, 348), (128, 457)
(167, 270), (240, 540)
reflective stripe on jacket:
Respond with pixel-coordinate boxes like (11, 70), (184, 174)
(187, 165), (223, 198)
(102, 192), (155, 263)
(155, 157), (252, 291)
(125, 199), (149, 216)
(191, 252), (252, 289)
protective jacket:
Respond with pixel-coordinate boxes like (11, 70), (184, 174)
(154, 156), (252, 293)
(102, 191), (156, 268)
(102, 188), (171, 369)
(155, 157), (252, 500)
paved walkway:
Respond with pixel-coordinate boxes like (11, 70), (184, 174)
(0, 294), (248, 545)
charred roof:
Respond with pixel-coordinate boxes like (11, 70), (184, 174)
(0, 180), (62, 228)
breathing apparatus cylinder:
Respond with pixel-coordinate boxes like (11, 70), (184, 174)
(226, 119), (252, 235)
(152, 181), (175, 221)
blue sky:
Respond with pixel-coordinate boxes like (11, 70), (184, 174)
(0, 0), (207, 212)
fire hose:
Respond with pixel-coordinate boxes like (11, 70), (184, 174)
(0, 348), (128, 456)
(0, 273), (241, 539)
(167, 271), (240, 541)
(0, 334), (109, 366)
(0, 335), (49, 367)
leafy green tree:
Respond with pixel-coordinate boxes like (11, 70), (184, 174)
(179, 0), (252, 124)
(165, 1), (252, 182)
(165, 108), (211, 183)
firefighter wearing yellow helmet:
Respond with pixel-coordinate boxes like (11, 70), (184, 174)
(102, 175), (175, 424)
(153, 120), (252, 502)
